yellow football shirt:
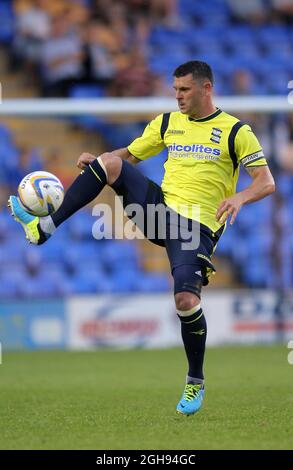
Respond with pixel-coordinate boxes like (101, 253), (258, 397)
(127, 109), (267, 233)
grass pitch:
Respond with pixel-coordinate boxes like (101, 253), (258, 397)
(1, 346), (292, 449)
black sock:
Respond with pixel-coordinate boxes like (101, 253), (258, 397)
(177, 309), (207, 380)
(51, 159), (107, 227)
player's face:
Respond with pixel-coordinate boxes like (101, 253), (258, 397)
(173, 74), (207, 115)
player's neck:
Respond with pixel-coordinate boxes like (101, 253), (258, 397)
(189, 104), (217, 121)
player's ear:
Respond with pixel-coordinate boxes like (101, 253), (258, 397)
(203, 81), (213, 96)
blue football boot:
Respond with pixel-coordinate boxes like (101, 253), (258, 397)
(176, 383), (204, 416)
(8, 195), (49, 245)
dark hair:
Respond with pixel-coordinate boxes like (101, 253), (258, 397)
(173, 61), (214, 85)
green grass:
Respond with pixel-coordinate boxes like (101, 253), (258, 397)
(0, 346), (292, 449)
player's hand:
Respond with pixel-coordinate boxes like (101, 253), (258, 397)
(77, 152), (96, 169)
(216, 193), (244, 225)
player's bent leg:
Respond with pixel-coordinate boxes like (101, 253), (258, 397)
(8, 195), (50, 245)
(51, 156), (108, 228)
(111, 160), (166, 246)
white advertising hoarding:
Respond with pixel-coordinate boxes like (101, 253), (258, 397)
(67, 294), (180, 349)
(66, 290), (293, 350)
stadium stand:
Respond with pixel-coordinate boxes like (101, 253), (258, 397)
(0, 0), (292, 296)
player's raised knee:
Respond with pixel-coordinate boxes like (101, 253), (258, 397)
(175, 292), (200, 312)
(100, 153), (122, 185)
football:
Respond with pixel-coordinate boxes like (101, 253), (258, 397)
(17, 171), (64, 217)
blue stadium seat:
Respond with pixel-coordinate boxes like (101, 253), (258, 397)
(268, 70), (290, 94)
(216, 226), (234, 257)
(101, 122), (146, 151)
(109, 269), (138, 292)
(0, 124), (13, 144)
(242, 257), (275, 288)
(0, 239), (27, 268)
(68, 210), (95, 240)
(63, 240), (104, 273)
(257, 26), (289, 50)
(40, 239), (67, 261)
(148, 57), (175, 76)
(18, 273), (59, 298)
(223, 27), (257, 48)
(70, 84), (106, 99)
(102, 240), (140, 273)
(190, 38), (226, 56)
(0, 265), (27, 284)
(277, 173), (293, 198)
(0, 278), (19, 298)
(69, 84), (109, 132)
(0, 1), (14, 44)
(134, 272), (171, 292)
(0, 211), (22, 240)
(139, 150), (167, 186)
(60, 270), (110, 294)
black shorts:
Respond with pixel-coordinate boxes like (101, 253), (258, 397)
(111, 161), (224, 298)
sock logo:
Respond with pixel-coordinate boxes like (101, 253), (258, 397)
(191, 329), (205, 335)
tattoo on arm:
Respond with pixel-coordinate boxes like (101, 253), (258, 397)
(245, 166), (260, 177)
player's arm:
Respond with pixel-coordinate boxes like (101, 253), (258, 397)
(216, 123), (275, 225)
(216, 165), (275, 225)
(238, 165), (275, 204)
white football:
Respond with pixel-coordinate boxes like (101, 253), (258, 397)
(17, 171), (64, 217)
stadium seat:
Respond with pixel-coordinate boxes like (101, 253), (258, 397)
(0, 1), (14, 44)
(68, 210), (95, 240)
(102, 240), (140, 272)
(0, 239), (27, 268)
(68, 84), (109, 132)
(216, 226), (234, 257)
(109, 269), (138, 293)
(61, 270), (110, 295)
(134, 272), (171, 293)
(0, 278), (19, 298)
(139, 150), (167, 186)
(0, 124), (13, 144)
(18, 273), (59, 298)
(251, 259), (276, 287)
(70, 84), (106, 99)
(63, 240), (104, 274)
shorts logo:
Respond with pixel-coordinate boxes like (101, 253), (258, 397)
(210, 127), (222, 144)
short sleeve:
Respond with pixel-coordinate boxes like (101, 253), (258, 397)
(127, 114), (165, 161)
(235, 124), (267, 167)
